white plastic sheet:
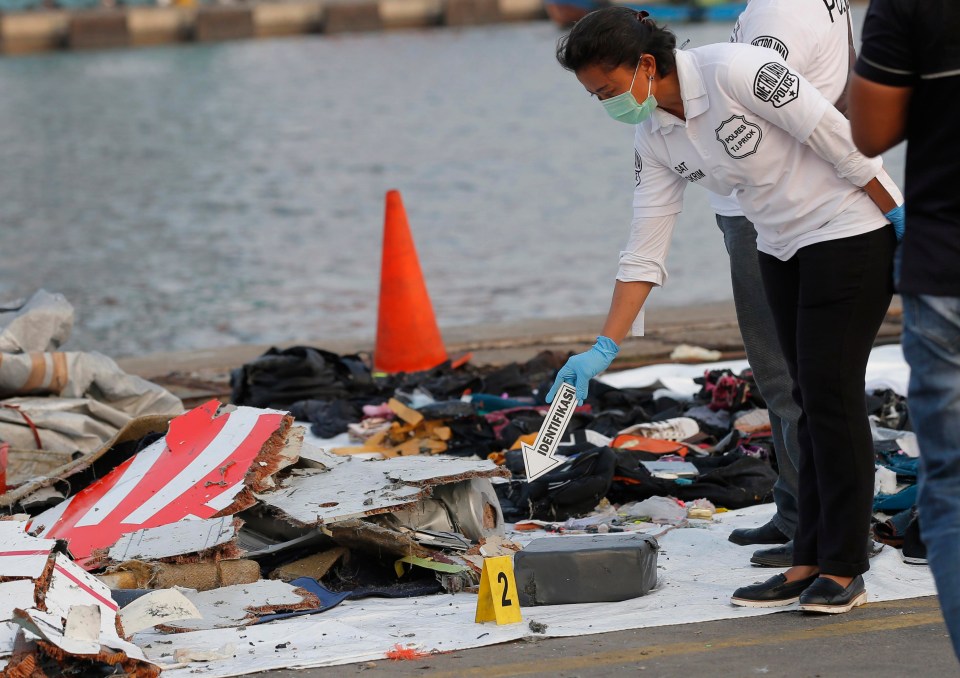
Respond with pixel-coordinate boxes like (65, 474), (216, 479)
(147, 343), (924, 676)
(136, 503), (936, 677)
(598, 343), (910, 397)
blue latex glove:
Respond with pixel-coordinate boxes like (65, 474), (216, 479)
(885, 205), (905, 241)
(546, 336), (620, 405)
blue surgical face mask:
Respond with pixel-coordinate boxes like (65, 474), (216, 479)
(601, 59), (657, 125)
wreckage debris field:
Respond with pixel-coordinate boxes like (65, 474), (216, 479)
(0, 299), (936, 676)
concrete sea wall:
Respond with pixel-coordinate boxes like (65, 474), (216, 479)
(0, 0), (547, 55)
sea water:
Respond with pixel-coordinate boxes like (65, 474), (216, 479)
(0, 17), (903, 356)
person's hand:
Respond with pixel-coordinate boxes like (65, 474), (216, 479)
(885, 204), (905, 241)
(546, 336), (620, 405)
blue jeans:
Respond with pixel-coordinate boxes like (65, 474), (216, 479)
(902, 293), (960, 660)
(716, 215), (802, 538)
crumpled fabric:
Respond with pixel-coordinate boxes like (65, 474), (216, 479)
(0, 291), (182, 455)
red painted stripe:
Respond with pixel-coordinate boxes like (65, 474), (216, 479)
(53, 563), (118, 611)
(38, 403), (284, 566)
(0, 550), (51, 557)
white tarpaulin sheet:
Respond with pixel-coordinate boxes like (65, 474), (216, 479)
(133, 343), (928, 675)
(598, 343), (910, 398)
(135, 503), (936, 676)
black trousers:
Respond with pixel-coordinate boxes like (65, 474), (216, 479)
(758, 226), (896, 576)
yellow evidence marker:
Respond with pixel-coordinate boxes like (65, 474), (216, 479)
(475, 555), (522, 625)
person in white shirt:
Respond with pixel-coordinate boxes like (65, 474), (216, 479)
(548, 7), (903, 612)
(713, 0), (894, 567)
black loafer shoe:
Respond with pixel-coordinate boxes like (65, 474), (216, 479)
(798, 575), (867, 614)
(750, 541), (794, 567)
(731, 573), (818, 608)
(729, 521), (790, 546)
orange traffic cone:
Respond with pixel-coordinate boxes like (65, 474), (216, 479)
(373, 190), (448, 373)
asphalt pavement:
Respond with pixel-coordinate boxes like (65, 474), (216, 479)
(257, 596), (952, 677)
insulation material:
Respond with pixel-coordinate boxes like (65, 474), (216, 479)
(257, 453), (508, 527)
(268, 547), (348, 582)
(153, 560), (261, 592)
(100, 559), (261, 592)
(4, 448), (74, 491)
(132, 503), (937, 677)
(107, 516), (241, 564)
(325, 519), (431, 559)
(29, 401), (292, 565)
(119, 589), (202, 635)
(157, 580), (320, 632)
(1, 413), (174, 512)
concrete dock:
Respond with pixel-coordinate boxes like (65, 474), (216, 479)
(116, 299), (904, 405)
(0, 0), (547, 55)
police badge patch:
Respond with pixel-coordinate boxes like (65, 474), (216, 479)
(715, 115), (763, 159)
(751, 35), (789, 60)
(635, 149), (642, 186)
(754, 61), (799, 108)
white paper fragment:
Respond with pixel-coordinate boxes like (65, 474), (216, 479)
(119, 589), (202, 635)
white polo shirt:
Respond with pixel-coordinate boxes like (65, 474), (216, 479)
(710, 0), (854, 216)
(618, 44), (886, 286)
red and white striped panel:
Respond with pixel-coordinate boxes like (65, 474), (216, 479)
(31, 401), (285, 566)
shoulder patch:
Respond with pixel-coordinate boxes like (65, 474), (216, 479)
(751, 35), (789, 61)
(754, 61), (799, 108)
(715, 115), (762, 159)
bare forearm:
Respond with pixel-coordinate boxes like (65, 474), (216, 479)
(863, 177), (897, 214)
(848, 75), (911, 157)
(600, 280), (656, 345)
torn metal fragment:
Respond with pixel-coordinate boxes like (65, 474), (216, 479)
(106, 516), (242, 564)
(118, 589), (201, 635)
(257, 452), (508, 527)
(157, 580), (320, 632)
(29, 401), (293, 566)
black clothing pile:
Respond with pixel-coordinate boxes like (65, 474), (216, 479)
(231, 348), (922, 535)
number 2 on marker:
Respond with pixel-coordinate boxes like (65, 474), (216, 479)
(475, 555), (522, 624)
(497, 571), (513, 607)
